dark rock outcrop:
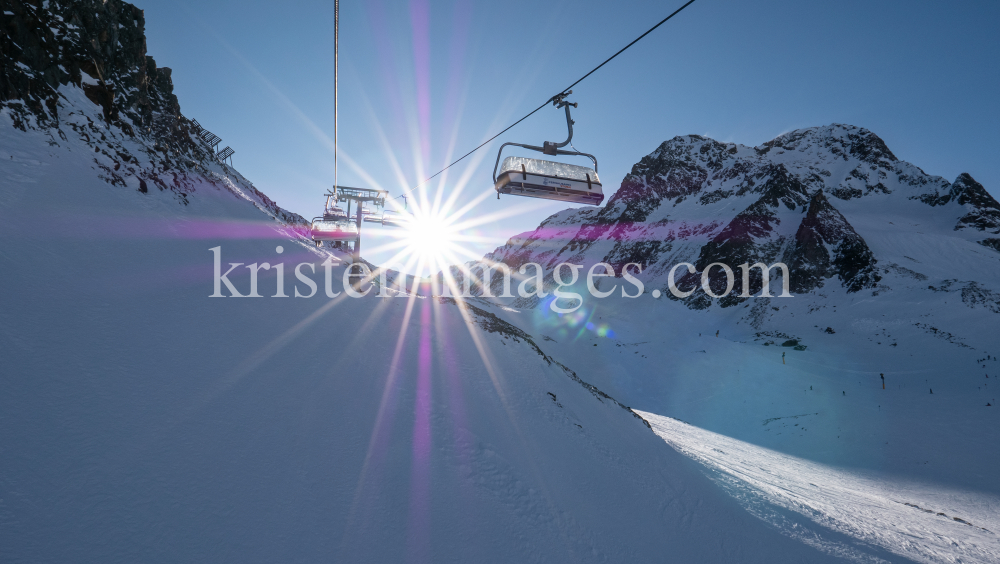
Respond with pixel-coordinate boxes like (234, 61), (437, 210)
(980, 239), (1000, 253)
(608, 135), (729, 217)
(1, 0), (214, 182)
(682, 166), (812, 306)
(951, 174), (1000, 234)
(3, 0), (184, 137)
(785, 190), (880, 294)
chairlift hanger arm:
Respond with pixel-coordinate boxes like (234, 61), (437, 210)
(491, 91), (599, 182)
(542, 93), (579, 154)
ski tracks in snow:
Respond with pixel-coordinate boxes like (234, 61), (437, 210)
(636, 411), (1000, 564)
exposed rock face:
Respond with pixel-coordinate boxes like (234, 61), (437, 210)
(760, 124), (898, 165)
(980, 239), (1000, 253)
(610, 134), (728, 222)
(2, 0), (180, 136)
(949, 173), (1000, 234)
(681, 165), (812, 306)
(1, 0), (303, 224)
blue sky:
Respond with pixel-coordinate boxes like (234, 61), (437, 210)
(139, 0), (1000, 270)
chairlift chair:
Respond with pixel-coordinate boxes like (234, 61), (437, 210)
(381, 196), (405, 227)
(361, 205), (382, 224)
(310, 217), (359, 245)
(311, 195), (358, 245)
(493, 92), (603, 206)
(381, 210), (401, 227)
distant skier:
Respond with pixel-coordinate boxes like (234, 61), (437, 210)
(716, 330), (719, 337)
(930, 388), (933, 394)
(881, 373), (885, 390)
(842, 391), (845, 396)
(782, 352), (786, 365)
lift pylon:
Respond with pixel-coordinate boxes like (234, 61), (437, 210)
(323, 185), (389, 259)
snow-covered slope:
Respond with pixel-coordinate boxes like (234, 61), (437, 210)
(640, 412), (999, 564)
(0, 75), (847, 564)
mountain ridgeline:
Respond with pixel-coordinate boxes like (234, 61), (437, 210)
(473, 124), (1000, 315)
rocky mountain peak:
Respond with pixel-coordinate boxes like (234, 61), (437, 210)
(950, 173), (999, 210)
(759, 124), (898, 165)
(603, 123), (908, 221)
(644, 134), (739, 168)
(914, 171), (1000, 237)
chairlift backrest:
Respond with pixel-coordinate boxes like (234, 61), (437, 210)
(323, 194), (348, 220)
(498, 157), (600, 185)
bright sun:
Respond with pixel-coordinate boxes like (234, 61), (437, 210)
(401, 209), (463, 271)
(365, 180), (534, 281)
(405, 214), (451, 250)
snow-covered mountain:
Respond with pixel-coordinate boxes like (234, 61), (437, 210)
(0, 1), (875, 562)
(473, 124), (1000, 318)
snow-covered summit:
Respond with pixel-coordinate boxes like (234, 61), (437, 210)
(761, 124), (898, 165)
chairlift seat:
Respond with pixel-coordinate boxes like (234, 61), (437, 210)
(495, 156), (603, 206)
(311, 218), (359, 242)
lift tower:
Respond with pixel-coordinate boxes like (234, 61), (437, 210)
(325, 185), (388, 260)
